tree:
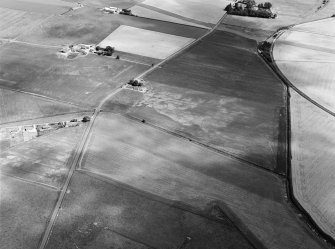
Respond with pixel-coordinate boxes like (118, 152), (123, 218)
(224, 3), (232, 11)
(264, 2), (272, 9)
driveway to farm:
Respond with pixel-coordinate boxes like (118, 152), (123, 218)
(37, 12), (228, 249)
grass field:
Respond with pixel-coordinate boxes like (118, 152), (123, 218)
(140, 0), (228, 25)
(0, 174), (58, 249)
(0, 43), (148, 107)
(273, 21), (335, 112)
(122, 30), (286, 171)
(130, 5), (210, 29)
(98, 25), (195, 59)
(46, 171), (254, 249)
(290, 90), (335, 240)
(0, 123), (84, 189)
(80, 113), (325, 249)
(0, 89), (87, 124)
(221, 0), (320, 32)
(18, 7), (206, 47)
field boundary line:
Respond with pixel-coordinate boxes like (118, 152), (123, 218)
(119, 113), (284, 177)
(77, 169), (261, 249)
(259, 26), (335, 247)
(0, 85), (91, 109)
(37, 120), (95, 249)
(133, 15), (211, 30)
(0, 110), (92, 127)
(0, 171), (59, 191)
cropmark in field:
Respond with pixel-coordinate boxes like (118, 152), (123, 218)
(80, 113), (325, 249)
(123, 30), (286, 172)
(45, 171), (254, 249)
(98, 25), (195, 60)
(0, 122), (84, 189)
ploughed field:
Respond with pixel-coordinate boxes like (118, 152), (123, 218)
(0, 174), (58, 249)
(107, 30), (287, 172)
(0, 43), (148, 107)
(0, 88), (86, 125)
(17, 6), (206, 48)
(45, 171), (254, 249)
(290, 90), (335, 239)
(273, 18), (335, 113)
(0, 122), (85, 189)
(80, 113), (325, 249)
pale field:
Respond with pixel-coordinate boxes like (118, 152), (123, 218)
(273, 20), (335, 112)
(292, 18), (335, 36)
(141, 0), (228, 24)
(0, 89), (86, 124)
(222, 0), (319, 31)
(0, 7), (48, 39)
(0, 124), (84, 188)
(99, 25), (195, 59)
(273, 43), (335, 62)
(290, 90), (335, 239)
(81, 113), (325, 249)
(0, 0), (74, 14)
(130, 5), (210, 29)
(0, 174), (57, 249)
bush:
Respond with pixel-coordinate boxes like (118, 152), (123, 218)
(116, 55), (120, 59)
(82, 116), (91, 122)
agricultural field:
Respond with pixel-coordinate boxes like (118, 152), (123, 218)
(99, 25), (195, 59)
(290, 90), (335, 239)
(0, 123), (84, 189)
(273, 19), (335, 112)
(130, 5), (210, 29)
(221, 0), (321, 33)
(81, 113), (325, 249)
(120, 30), (286, 171)
(0, 42), (148, 107)
(18, 6), (206, 47)
(0, 7), (49, 39)
(0, 89), (87, 125)
(138, 0), (229, 25)
(0, 174), (58, 249)
(46, 171), (254, 249)
(0, 0), (74, 14)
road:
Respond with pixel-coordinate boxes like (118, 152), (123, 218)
(37, 13), (227, 249)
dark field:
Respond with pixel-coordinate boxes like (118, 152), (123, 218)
(0, 175), (57, 249)
(80, 113), (325, 249)
(46, 171), (254, 249)
(0, 89), (87, 124)
(0, 43), (148, 107)
(18, 7), (207, 47)
(121, 31), (286, 171)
